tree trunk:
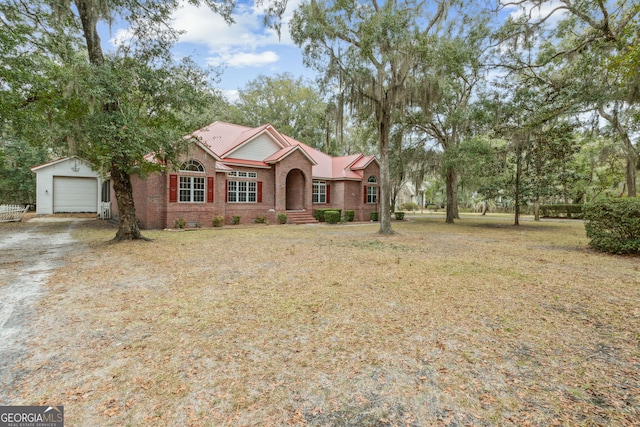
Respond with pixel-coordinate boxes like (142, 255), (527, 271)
(74, 0), (104, 66)
(452, 172), (459, 219)
(598, 105), (637, 197)
(111, 165), (143, 241)
(514, 146), (522, 226)
(378, 119), (394, 235)
(445, 166), (456, 224)
(534, 200), (540, 221)
(75, 0), (145, 240)
(625, 136), (637, 197)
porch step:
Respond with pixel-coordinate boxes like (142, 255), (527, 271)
(285, 210), (318, 225)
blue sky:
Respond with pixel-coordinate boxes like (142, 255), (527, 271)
(108, 0), (316, 101)
(105, 0), (565, 102)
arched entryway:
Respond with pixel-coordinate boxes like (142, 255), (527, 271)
(285, 169), (306, 210)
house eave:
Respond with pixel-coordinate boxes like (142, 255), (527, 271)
(350, 156), (379, 170)
(219, 160), (272, 169)
(190, 137), (222, 162)
(30, 155), (92, 172)
(312, 176), (364, 182)
(265, 145), (318, 166)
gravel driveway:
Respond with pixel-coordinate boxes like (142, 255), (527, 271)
(0, 217), (88, 401)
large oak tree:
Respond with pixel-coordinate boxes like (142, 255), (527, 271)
(1, 0), (283, 240)
(291, 0), (449, 234)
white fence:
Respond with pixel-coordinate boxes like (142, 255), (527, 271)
(100, 202), (111, 220)
(0, 204), (29, 222)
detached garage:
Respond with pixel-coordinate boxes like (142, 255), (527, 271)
(31, 156), (105, 215)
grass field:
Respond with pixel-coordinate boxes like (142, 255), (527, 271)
(6, 215), (640, 426)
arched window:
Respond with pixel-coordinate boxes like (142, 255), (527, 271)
(365, 176), (378, 204)
(179, 160), (205, 172)
(178, 160), (206, 202)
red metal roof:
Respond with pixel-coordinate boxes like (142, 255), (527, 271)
(188, 122), (376, 180)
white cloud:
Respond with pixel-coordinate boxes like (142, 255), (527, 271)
(222, 89), (240, 103)
(110, 28), (132, 47)
(170, 0), (300, 68)
(207, 50), (280, 68)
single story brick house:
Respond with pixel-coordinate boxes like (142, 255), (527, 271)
(116, 121), (380, 229)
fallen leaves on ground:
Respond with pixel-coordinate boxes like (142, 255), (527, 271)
(5, 215), (640, 426)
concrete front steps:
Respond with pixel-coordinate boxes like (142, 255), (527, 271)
(285, 210), (318, 224)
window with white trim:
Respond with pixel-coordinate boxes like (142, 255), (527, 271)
(313, 181), (327, 204)
(367, 185), (378, 204)
(180, 176), (205, 202)
(227, 180), (257, 203)
(180, 160), (205, 172)
(228, 171), (257, 178)
(177, 160), (206, 203)
(366, 175), (378, 204)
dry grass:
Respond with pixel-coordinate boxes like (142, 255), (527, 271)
(6, 215), (640, 426)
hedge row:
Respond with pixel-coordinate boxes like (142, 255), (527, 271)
(324, 210), (341, 224)
(540, 204), (584, 218)
(313, 208), (341, 222)
(584, 198), (640, 254)
(313, 209), (355, 223)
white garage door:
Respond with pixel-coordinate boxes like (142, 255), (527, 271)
(53, 177), (98, 213)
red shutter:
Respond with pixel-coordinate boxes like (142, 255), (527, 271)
(207, 177), (214, 203)
(225, 179), (229, 203)
(363, 185), (367, 204)
(326, 184), (331, 204)
(169, 174), (178, 203)
(257, 181), (263, 203)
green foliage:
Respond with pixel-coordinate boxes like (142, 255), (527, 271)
(584, 198), (640, 254)
(292, 0), (457, 233)
(370, 212), (379, 221)
(444, 137), (506, 196)
(0, 140), (48, 205)
(277, 213), (288, 224)
(539, 204), (584, 218)
(324, 210), (341, 224)
(0, 0), (242, 240)
(313, 208), (342, 222)
(394, 211), (405, 220)
(174, 218), (186, 229)
(212, 215), (224, 227)
(572, 134), (625, 200)
(400, 202), (419, 211)
(253, 214), (267, 224)
(344, 210), (355, 222)
(232, 215), (241, 225)
(225, 73), (328, 148)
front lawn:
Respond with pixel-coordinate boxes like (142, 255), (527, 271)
(9, 216), (640, 426)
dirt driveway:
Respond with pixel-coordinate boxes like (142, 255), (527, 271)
(0, 217), (89, 401)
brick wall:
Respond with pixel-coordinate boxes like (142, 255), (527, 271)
(219, 164), (277, 224)
(273, 150), (313, 213)
(163, 145), (224, 229)
(131, 173), (167, 229)
(129, 143), (378, 228)
(313, 162), (381, 222)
